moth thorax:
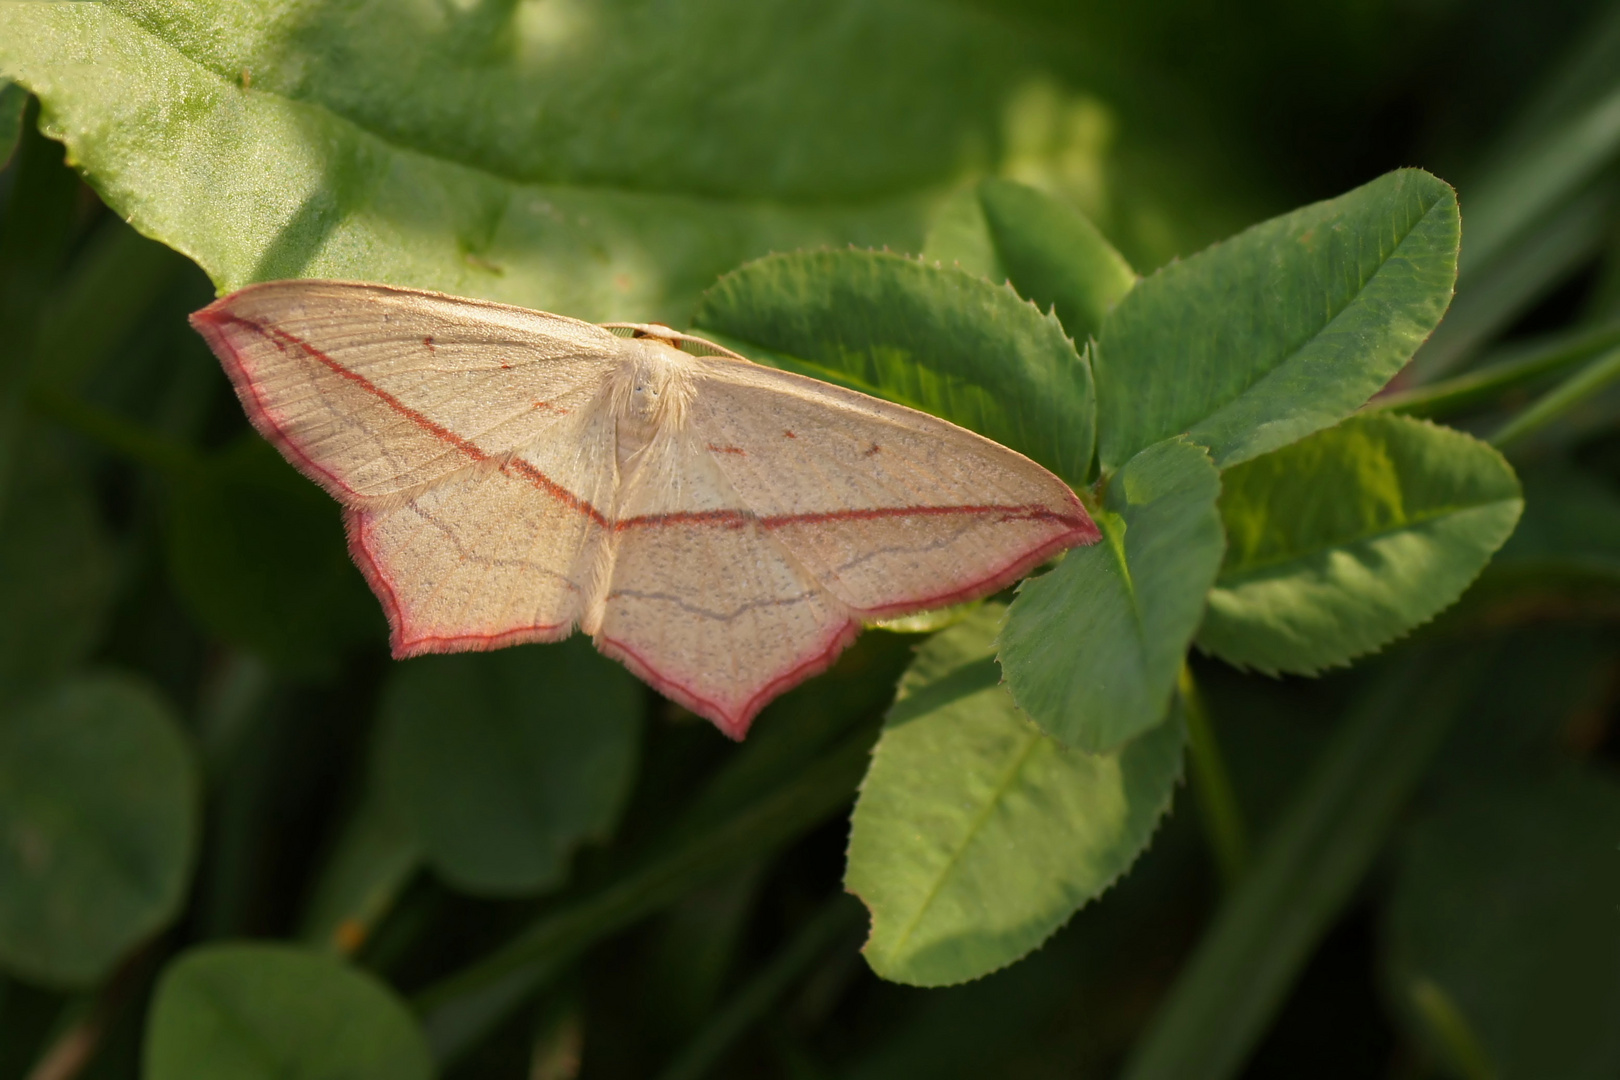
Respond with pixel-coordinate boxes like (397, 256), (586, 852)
(613, 343), (692, 467)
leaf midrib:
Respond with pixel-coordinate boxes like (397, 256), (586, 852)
(1105, 516), (1149, 639)
(1172, 185), (1450, 457)
(1099, 180), (1450, 470)
(887, 705), (1042, 958)
(1260, 187), (1447, 379)
(1215, 496), (1520, 585)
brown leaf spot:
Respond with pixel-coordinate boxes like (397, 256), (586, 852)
(333, 918), (368, 954)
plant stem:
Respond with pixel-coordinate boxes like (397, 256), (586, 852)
(1489, 343), (1620, 450)
(1417, 191), (1611, 381)
(655, 895), (863, 1080)
(414, 723), (879, 1064)
(1407, 977), (1497, 1080)
(1179, 665), (1248, 889)
(1121, 649), (1480, 1080)
(297, 786), (422, 954)
(23, 947), (149, 1080)
(1458, 83), (1620, 277)
(1370, 320), (1620, 420)
(23, 1001), (105, 1080)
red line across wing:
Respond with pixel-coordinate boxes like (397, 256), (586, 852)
(196, 311), (1097, 548)
(613, 504), (1094, 532)
(202, 308), (1089, 533)
(593, 508), (1089, 736)
(198, 311), (611, 524)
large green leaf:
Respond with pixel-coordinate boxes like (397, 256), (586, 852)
(846, 605), (1185, 987)
(691, 249), (1095, 483)
(0, 446), (115, 704)
(112, 0), (1007, 203)
(1384, 767), (1620, 1080)
(977, 178), (1137, 343)
(145, 944), (432, 1080)
(0, 673), (197, 987)
(1000, 438), (1223, 751)
(377, 638), (643, 896)
(1197, 414), (1522, 675)
(166, 435), (382, 672)
(1093, 169), (1459, 471)
(0, 0), (1063, 322)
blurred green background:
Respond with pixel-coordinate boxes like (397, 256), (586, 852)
(1, 0), (1619, 1077)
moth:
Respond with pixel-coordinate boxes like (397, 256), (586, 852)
(192, 281), (1099, 737)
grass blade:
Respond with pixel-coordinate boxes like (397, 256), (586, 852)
(1119, 648), (1479, 1080)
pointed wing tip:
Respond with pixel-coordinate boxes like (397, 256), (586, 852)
(187, 299), (233, 345)
(597, 620), (861, 741)
(189, 295), (227, 321)
(194, 308), (375, 506)
(1058, 487), (1102, 546)
(190, 286), (261, 333)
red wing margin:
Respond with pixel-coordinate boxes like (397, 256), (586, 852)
(191, 280), (621, 504)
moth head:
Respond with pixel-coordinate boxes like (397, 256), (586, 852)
(613, 336), (695, 427)
(602, 322), (746, 361)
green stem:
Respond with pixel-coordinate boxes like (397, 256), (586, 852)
(1490, 343), (1620, 450)
(414, 723), (878, 1064)
(298, 786), (422, 954)
(1121, 649), (1480, 1080)
(1407, 190), (1609, 381)
(23, 944), (150, 1080)
(1370, 321), (1620, 420)
(1407, 977), (1496, 1080)
(655, 895), (863, 1080)
(1179, 665), (1248, 889)
(1458, 82), (1620, 276)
